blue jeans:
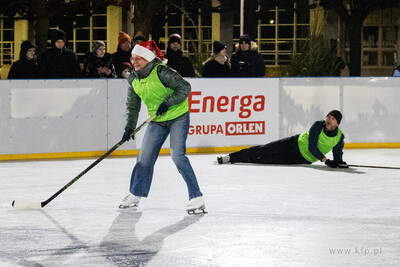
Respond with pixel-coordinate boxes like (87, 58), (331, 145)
(129, 113), (203, 200)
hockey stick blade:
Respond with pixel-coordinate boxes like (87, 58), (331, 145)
(11, 114), (156, 209)
(12, 200), (42, 209)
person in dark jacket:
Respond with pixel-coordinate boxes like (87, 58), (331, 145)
(8, 40), (39, 79)
(112, 32), (133, 77)
(231, 34), (265, 77)
(165, 32), (195, 77)
(82, 40), (116, 78)
(39, 29), (81, 78)
(119, 40), (205, 214)
(202, 41), (231, 77)
(216, 110), (348, 168)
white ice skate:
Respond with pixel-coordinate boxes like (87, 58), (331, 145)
(186, 196), (207, 215)
(119, 194), (141, 209)
(215, 155), (230, 164)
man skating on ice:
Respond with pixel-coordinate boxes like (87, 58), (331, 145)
(119, 40), (205, 214)
(217, 110), (348, 168)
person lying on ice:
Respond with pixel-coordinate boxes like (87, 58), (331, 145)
(217, 110), (348, 168)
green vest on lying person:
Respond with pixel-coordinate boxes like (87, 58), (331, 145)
(297, 128), (342, 163)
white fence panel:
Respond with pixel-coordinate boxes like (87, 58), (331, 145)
(1, 77), (399, 158)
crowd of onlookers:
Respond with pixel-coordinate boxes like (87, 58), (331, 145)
(7, 28), (269, 80)
(8, 29), (400, 79)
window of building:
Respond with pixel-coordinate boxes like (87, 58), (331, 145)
(0, 18), (14, 65)
(233, 3), (310, 66)
(345, 7), (399, 69)
(161, 2), (309, 70)
(162, 3), (212, 75)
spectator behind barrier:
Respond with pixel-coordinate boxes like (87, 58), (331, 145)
(112, 32), (133, 78)
(231, 34), (265, 77)
(39, 29), (81, 78)
(8, 40), (39, 79)
(82, 40), (116, 78)
(133, 31), (146, 47)
(165, 32), (195, 77)
(120, 62), (133, 78)
(202, 40), (231, 77)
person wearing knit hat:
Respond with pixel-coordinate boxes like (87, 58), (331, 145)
(213, 41), (227, 54)
(119, 39), (205, 213)
(231, 33), (265, 77)
(133, 31), (146, 46)
(118, 32), (132, 50)
(202, 40), (231, 77)
(92, 40), (105, 54)
(113, 32), (133, 77)
(82, 40), (116, 78)
(216, 111), (348, 169)
(168, 32), (182, 45)
(52, 29), (67, 46)
(8, 40), (39, 79)
(39, 29), (81, 78)
(239, 34), (251, 45)
(327, 110), (342, 125)
(165, 31), (195, 77)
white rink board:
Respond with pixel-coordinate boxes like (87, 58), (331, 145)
(1, 77), (400, 156)
(1, 79), (108, 154)
(280, 77), (400, 143)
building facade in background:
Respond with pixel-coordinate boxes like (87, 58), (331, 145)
(0, 1), (399, 78)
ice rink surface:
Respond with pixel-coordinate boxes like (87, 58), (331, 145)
(1, 149), (400, 266)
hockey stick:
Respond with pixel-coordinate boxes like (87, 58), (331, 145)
(12, 114), (156, 209)
(348, 164), (400, 170)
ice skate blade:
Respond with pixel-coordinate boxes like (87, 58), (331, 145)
(118, 203), (138, 209)
(187, 208), (207, 215)
(186, 205), (207, 215)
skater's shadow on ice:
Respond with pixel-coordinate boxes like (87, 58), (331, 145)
(0, 210), (93, 266)
(99, 209), (204, 266)
(304, 165), (365, 174)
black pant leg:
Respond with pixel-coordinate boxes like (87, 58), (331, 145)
(229, 135), (309, 164)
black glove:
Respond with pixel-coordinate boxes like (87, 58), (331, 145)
(122, 128), (134, 142)
(325, 159), (338, 168)
(156, 102), (168, 116)
(338, 161), (348, 168)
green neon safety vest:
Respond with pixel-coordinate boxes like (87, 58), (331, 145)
(298, 128), (342, 163)
(132, 63), (189, 122)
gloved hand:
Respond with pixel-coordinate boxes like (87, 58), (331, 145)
(338, 161), (348, 168)
(122, 128), (134, 142)
(156, 102), (168, 116)
(325, 159), (338, 168)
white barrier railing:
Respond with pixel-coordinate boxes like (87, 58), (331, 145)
(1, 77), (399, 159)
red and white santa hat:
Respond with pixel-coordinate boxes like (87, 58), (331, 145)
(131, 40), (168, 63)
